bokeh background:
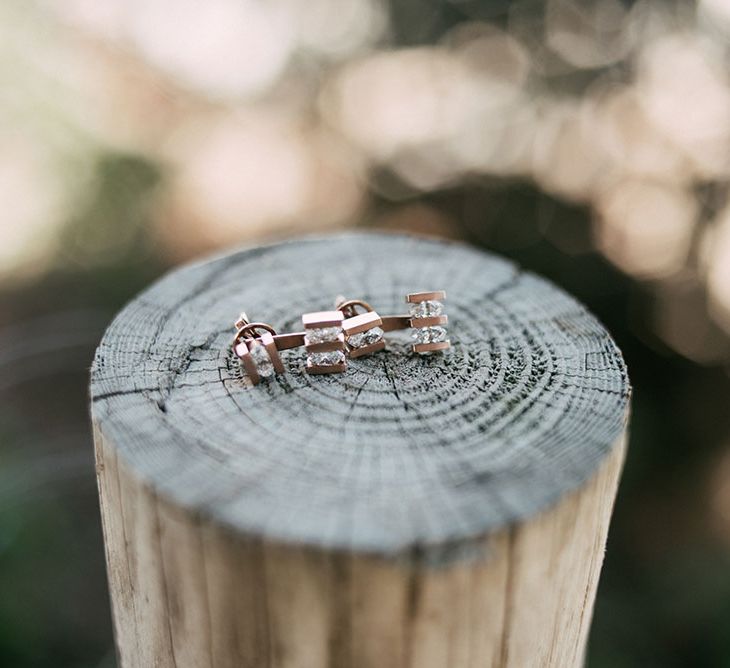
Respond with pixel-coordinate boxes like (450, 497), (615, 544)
(2, 0), (730, 666)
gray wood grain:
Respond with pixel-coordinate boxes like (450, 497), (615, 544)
(90, 232), (630, 555)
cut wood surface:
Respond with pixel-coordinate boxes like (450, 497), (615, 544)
(91, 232), (630, 667)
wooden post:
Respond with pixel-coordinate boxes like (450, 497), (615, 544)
(91, 233), (630, 668)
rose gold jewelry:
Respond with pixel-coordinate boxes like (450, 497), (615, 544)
(302, 311), (347, 374)
(232, 313), (285, 385)
(407, 290), (450, 353)
(364, 290), (450, 353)
(335, 297), (385, 358)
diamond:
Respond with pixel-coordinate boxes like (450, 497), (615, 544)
(413, 326), (448, 344)
(309, 350), (346, 366)
(304, 327), (341, 345)
(347, 326), (384, 349)
(409, 300), (444, 318)
(248, 342), (275, 377)
(429, 325), (447, 342)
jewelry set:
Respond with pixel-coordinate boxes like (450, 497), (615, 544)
(232, 291), (450, 385)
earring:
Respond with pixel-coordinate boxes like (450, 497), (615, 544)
(407, 291), (450, 353)
(302, 311), (347, 374)
(335, 297), (385, 358)
(232, 313), (285, 385)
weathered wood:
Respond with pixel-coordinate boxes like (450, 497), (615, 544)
(91, 233), (630, 667)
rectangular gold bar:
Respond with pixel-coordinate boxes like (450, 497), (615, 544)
(413, 341), (451, 353)
(406, 290), (446, 303)
(273, 332), (306, 350)
(342, 311), (382, 336)
(236, 344), (261, 385)
(409, 315), (448, 328)
(302, 311), (345, 328)
(305, 335), (346, 353)
(306, 361), (347, 374)
(260, 332), (285, 374)
(349, 340), (386, 359)
(380, 315), (411, 332)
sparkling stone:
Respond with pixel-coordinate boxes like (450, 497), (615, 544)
(413, 325), (448, 344)
(309, 350), (346, 366)
(429, 326), (447, 342)
(409, 300), (444, 318)
(347, 326), (384, 348)
(304, 326), (341, 345)
(248, 342), (275, 377)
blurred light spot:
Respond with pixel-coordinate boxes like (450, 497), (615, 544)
(445, 22), (531, 101)
(442, 23), (533, 176)
(596, 180), (696, 279)
(160, 115), (362, 257)
(637, 33), (730, 178)
(291, 0), (387, 58)
(324, 48), (493, 161)
(54, 0), (127, 40)
(82, 53), (188, 154)
(0, 134), (64, 283)
(508, 0), (572, 77)
(699, 0), (730, 35)
(389, 147), (462, 191)
(591, 85), (690, 183)
(546, 0), (630, 69)
(451, 97), (536, 176)
(532, 100), (614, 202)
(127, 0), (293, 99)
(164, 116), (311, 245)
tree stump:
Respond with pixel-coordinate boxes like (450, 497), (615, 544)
(91, 233), (630, 668)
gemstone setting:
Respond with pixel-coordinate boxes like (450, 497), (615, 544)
(309, 350), (346, 366)
(233, 330), (284, 385)
(412, 325), (447, 345)
(347, 326), (384, 349)
(303, 310), (347, 374)
(409, 300), (443, 318)
(406, 290), (450, 353)
(340, 309), (386, 358)
(248, 342), (275, 377)
(304, 326), (341, 345)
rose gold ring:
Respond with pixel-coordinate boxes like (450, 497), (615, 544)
(335, 297), (386, 359)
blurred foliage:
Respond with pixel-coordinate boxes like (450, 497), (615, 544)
(2, 0), (730, 666)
